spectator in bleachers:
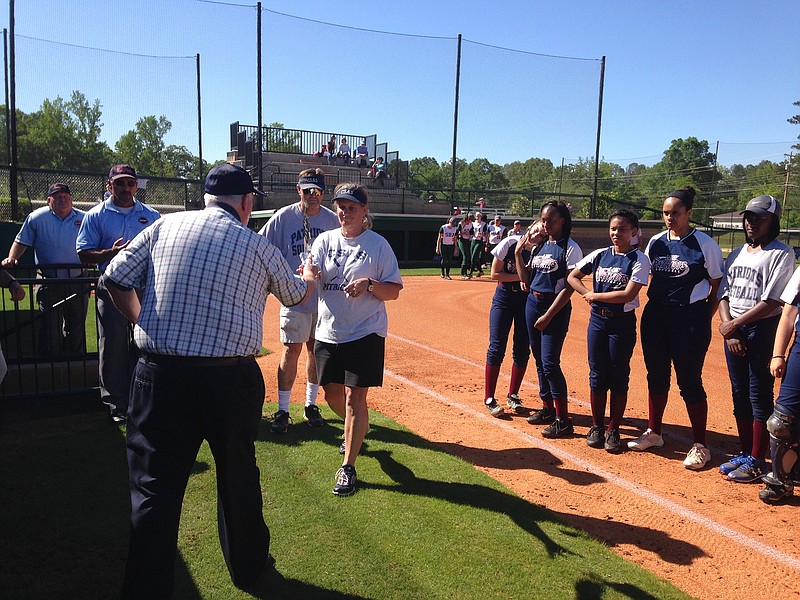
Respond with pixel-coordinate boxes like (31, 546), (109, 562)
(355, 140), (369, 167)
(313, 144), (326, 158)
(338, 137), (352, 164)
(327, 135), (337, 156)
(3, 183), (89, 357)
(372, 156), (387, 186)
(476, 197), (487, 210)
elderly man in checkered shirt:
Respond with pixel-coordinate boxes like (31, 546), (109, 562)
(104, 163), (319, 598)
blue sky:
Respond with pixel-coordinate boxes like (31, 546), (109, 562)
(2, 1), (798, 169)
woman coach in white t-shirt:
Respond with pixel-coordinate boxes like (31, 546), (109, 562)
(307, 183), (403, 496)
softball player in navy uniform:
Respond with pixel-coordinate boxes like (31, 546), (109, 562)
(515, 200), (583, 438)
(435, 216), (459, 280)
(456, 214), (474, 279)
(761, 265), (800, 502)
(484, 222), (545, 417)
(568, 210), (650, 453)
(718, 195), (795, 483)
(628, 187), (725, 470)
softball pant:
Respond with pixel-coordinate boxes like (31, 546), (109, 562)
(526, 294), (571, 402)
(487, 286), (529, 368)
(587, 311), (637, 394)
(440, 244), (455, 276)
(640, 301), (712, 404)
(723, 315), (780, 423)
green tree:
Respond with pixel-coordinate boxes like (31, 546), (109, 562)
(504, 157), (555, 191)
(10, 91), (113, 170)
(789, 100), (800, 150)
(115, 115), (200, 178)
(408, 156), (447, 189)
(262, 122), (302, 153)
(454, 158), (509, 190)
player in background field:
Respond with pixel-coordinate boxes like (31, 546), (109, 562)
(435, 216), (459, 280)
(515, 200), (583, 438)
(259, 169), (340, 433)
(718, 195), (795, 483)
(484, 221), (544, 417)
(456, 213), (474, 280)
(628, 186), (724, 471)
(471, 212), (488, 277)
(568, 210), (650, 453)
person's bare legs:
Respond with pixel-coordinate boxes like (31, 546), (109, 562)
(342, 386), (369, 466)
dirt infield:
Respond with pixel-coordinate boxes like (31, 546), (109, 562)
(260, 275), (800, 600)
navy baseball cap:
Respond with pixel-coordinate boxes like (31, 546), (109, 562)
(333, 185), (368, 205)
(108, 164), (138, 181)
(205, 163), (265, 196)
(47, 182), (71, 196)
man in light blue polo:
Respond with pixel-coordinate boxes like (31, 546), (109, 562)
(3, 183), (89, 356)
(76, 165), (160, 422)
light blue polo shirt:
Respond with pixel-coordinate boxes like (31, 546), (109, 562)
(15, 206), (86, 278)
(76, 197), (161, 273)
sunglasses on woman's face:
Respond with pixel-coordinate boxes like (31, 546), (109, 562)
(302, 188), (322, 197)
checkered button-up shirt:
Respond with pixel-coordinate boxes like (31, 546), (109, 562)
(105, 204), (308, 357)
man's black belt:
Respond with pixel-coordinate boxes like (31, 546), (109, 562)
(142, 352), (256, 367)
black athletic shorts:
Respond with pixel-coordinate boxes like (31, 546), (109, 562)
(314, 333), (385, 388)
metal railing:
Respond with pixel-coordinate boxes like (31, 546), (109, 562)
(1, 264), (101, 400)
(230, 122), (376, 162)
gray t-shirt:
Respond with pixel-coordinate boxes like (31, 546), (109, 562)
(260, 202), (339, 314)
(311, 228), (402, 344)
(720, 239), (795, 319)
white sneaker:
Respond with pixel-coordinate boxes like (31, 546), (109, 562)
(683, 443), (711, 470)
(627, 428), (664, 451)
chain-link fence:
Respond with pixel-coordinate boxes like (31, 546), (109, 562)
(0, 166), (202, 221)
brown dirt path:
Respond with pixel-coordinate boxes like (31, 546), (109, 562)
(260, 275), (800, 600)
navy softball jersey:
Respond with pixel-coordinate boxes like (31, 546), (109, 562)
(646, 229), (724, 305)
(577, 247), (651, 312)
(528, 238), (583, 292)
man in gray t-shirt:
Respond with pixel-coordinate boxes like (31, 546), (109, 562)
(259, 168), (340, 433)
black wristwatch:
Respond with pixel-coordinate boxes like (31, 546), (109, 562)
(367, 278), (374, 292)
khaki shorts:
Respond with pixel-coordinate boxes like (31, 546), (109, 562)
(279, 306), (317, 344)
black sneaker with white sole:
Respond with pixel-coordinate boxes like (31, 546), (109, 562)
(485, 397), (504, 417)
(270, 410), (291, 434)
(333, 464), (357, 496)
(541, 417), (574, 439)
(506, 394), (525, 414)
(304, 404), (325, 427)
(527, 407), (555, 425)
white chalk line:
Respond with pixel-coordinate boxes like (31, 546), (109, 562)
(384, 334), (800, 572)
(388, 334), (728, 465)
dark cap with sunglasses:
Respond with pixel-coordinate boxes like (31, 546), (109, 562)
(297, 173), (326, 192)
(108, 164), (138, 182)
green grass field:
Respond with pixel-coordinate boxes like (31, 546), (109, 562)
(0, 402), (691, 599)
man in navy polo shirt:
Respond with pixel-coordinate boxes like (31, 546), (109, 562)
(3, 183), (89, 356)
(76, 165), (160, 422)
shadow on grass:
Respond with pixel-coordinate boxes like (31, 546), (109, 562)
(358, 422), (704, 569)
(575, 574), (663, 600)
(363, 447), (572, 559)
